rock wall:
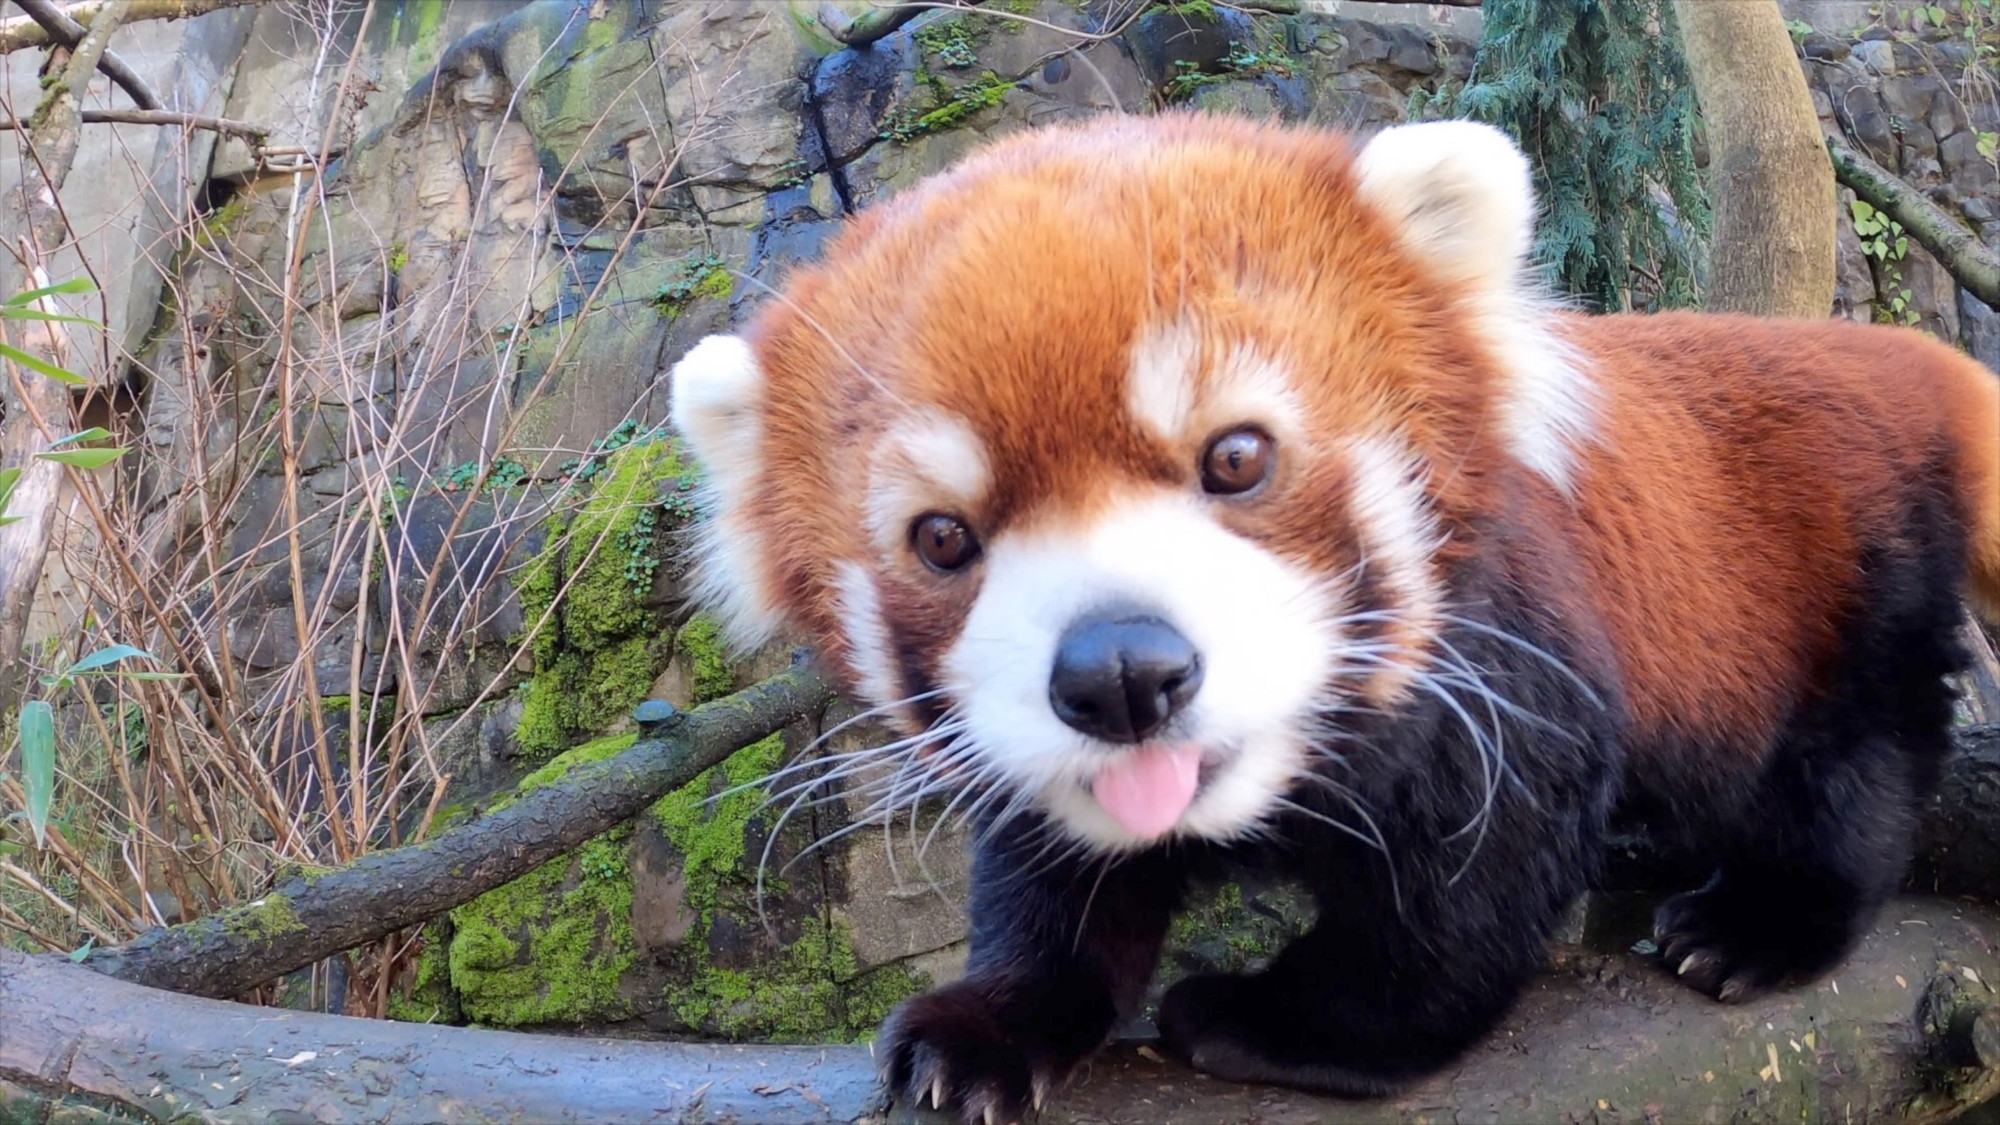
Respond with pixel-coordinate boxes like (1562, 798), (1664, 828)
(9, 0), (1999, 1038)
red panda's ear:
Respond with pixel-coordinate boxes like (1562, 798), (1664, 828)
(668, 334), (784, 651)
(1353, 120), (1536, 298)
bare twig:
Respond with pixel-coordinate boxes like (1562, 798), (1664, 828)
(0, 107), (269, 139)
(9, 0), (161, 109)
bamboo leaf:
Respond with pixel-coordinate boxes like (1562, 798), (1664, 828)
(0, 342), (88, 386)
(0, 308), (102, 328)
(18, 701), (55, 849)
(35, 447), (129, 469)
(61, 644), (157, 677)
(47, 428), (112, 448)
(2, 277), (96, 306)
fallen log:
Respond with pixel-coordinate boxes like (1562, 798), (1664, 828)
(69, 693), (2000, 1010)
(75, 660), (833, 999)
(5, 896), (1999, 1123)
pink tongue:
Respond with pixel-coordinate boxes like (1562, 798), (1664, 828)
(1091, 745), (1202, 839)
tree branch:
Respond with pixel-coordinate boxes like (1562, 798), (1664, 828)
(75, 662), (835, 999)
(817, 1), (987, 46)
(1828, 133), (2000, 308)
(9, 0), (160, 109)
(0, 0), (257, 54)
(7, 895), (1999, 1123)
(0, 107), (270, 141)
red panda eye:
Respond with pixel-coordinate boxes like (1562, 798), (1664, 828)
(1201, 427), (1275, 495)
(912, 513), (979, 572)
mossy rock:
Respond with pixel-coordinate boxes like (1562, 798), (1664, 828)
(431, 728), (930, 1037)
(514, 438), (695, 760)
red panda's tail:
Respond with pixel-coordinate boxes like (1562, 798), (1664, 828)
(1949, 359), (2000, 627)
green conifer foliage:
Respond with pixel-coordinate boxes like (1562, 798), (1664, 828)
(1412, 0), (1711, 312)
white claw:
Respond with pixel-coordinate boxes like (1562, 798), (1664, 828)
(933, 1076), (946, 1110)
(983, 1104), (998, 1125)
(1032, 1074), (1049, 1112)
(1678, 953), (1699, 976)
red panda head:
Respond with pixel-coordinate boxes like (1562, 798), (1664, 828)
(667, 114), (1595, 853)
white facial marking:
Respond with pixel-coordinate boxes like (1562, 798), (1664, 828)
(667, 334), (782, 650)
(1344, 435), (1446, 700)
(1354, 120), (1600, 493)
(942, 492), (1337, 852)
(833, 561), (903, 715)
(865, 410), (991, 553)
(1206, 340), (1310, 447)
(1127, 319), (1199, 441)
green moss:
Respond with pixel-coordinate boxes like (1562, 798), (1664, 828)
(223, 894), (304, 942)
(385, 919), (458, 1024)
(649, 253), (733, 319)
(1165, 881), (1309, 974)
(882, 69), (1016, 144)
(646, 733), (784, 926)
(448, 830), (637, 1026)
(487, 732), (639, 815)
(196, 193), (251, 249)
(660, 918), (926, 1042)
(675, 616), (734, 704)
(514, 439), (693, 760)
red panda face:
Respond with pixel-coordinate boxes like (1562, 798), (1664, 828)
(668, 114), (1594, 853)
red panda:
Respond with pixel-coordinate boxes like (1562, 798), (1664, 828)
(667, 112), (2000, 1122)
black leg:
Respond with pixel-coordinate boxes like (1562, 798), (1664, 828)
(1653, 727), (1939, 1001)
(1653, 507), (1966, 1004)
(874, 816), (1188, 1124)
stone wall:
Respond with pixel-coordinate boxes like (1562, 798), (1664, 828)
(10, 0), (2000, 1038)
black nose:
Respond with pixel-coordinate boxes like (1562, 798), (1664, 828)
(1048, 612), (1204, 743)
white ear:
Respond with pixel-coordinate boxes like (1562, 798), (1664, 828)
(667, 334), (783, 651)
(1354, 120), (1536, 295)
(669, 334), (763, 460)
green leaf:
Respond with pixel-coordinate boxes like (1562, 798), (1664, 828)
(0, 466), (19, 512)
(18, 700), (55, 849)
(68, 936), (95, 962)
(2, 277), (96, 306)
(0, 342), (88, 386)
(47, 427), (112, 448)
(0, 308), (101, 328)
(61, 643), (157, 677)
(35, 447), (128, 469)
(0, 516), (20, 528)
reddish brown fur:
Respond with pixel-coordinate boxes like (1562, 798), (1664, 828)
(736, 112), (2000, 774)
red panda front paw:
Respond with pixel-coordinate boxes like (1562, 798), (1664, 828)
(1652, 875), (1851, 1004)
(874, 983), (1062, 1125)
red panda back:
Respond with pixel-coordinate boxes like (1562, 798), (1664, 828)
(1558, 310), (2000, 760)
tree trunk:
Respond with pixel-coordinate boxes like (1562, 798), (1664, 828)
(6, 895), (1999, 1123)
(75, 662), (833, 999)
(0, 1), (131, 717)
(1673, 0), (1837, 317)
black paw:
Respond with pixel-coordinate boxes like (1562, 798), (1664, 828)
(1157, 973), (1399, 1097)
(874, 983), (1060, 1125)
(1652, 877), (1850, 1003)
